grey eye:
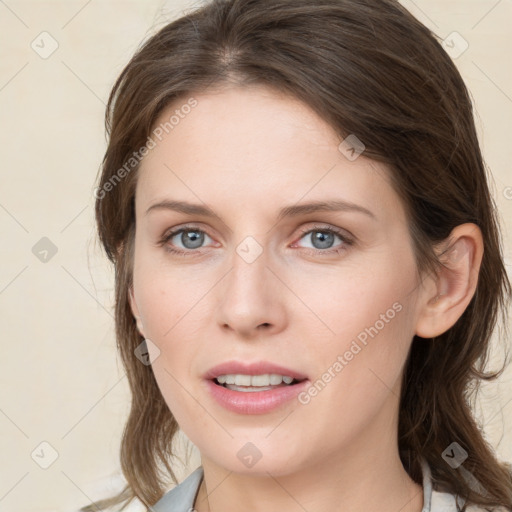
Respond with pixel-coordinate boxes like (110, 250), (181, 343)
(173, 229), (210, 250)
(308, 231), (336, 249)
(298, 229), (342, 250)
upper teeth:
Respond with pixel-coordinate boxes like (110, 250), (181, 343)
(216, 374), (294, 386)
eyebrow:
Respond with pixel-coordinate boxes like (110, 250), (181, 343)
(145, 199), (376, 221)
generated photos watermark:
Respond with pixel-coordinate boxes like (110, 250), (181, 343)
(298, 301), (403, 405)
(94, 97), (198, 200)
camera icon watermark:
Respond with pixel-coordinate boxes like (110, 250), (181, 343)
(503, 187), (512, 200)
(31, 441), (59, 469)
(31, 31), (59, 59)
(442, 441), (468, 469)
(442, 442), (489, 497)
(236, 236), (263, 264)
(442, 31), (469, 59)
(32, 237), (58, 263)
(338, 134), (366, 161)
(134, 339), (161, 365)
(236, 442), (263, 468)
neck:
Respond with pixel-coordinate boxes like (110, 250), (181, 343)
(194, 433), (423, 512)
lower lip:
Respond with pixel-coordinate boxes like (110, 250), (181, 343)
(204, 379), (310, 414)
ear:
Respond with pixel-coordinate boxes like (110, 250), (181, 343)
(414, 223), (484, 338)
(128, 285), (146, 338)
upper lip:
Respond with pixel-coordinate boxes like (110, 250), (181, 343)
(204, 360), (308, 381)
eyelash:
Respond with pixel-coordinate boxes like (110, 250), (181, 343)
(157, 224), (354, 257)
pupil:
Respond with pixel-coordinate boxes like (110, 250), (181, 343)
(183, 230), (204, 249)
(312, 231), (334, 249)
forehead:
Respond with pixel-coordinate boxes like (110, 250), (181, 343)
(136, 85), (403, 225)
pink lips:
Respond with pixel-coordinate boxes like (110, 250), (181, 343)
(203, 360), (309, 415)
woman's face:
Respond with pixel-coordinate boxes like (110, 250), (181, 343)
(129, 85), (428, 476)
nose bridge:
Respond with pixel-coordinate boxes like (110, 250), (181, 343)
(227, 234), (272, 303)
(215, 232), (285, 335)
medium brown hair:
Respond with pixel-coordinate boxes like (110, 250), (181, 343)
(87, 0), (512, 510)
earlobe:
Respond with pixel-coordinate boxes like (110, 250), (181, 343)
(128, 286), (146, 338)
(414, 223), (484, 339)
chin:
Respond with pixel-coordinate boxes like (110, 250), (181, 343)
(197, 436), (311, 477)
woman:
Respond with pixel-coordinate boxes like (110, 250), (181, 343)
(86, 0), (512, 510)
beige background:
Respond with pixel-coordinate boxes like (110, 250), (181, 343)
(0, 1), (511, 511)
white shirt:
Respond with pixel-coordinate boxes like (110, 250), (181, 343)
(149, 458), (501, 512)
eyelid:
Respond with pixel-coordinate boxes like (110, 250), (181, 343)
(159, 223), (217, 248)
(293, 223), (354, 243)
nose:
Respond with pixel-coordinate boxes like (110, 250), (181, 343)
(215, 242), (287, 339)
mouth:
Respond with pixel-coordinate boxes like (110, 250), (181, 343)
(203, 361), (310, 414)
(212, 373), (306, 392)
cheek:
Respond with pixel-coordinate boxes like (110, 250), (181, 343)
(292, 246), (418, 347)
(300, 250), (419, 399)
(133, 250), (211, 341)
(132, 258), (211, 401)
